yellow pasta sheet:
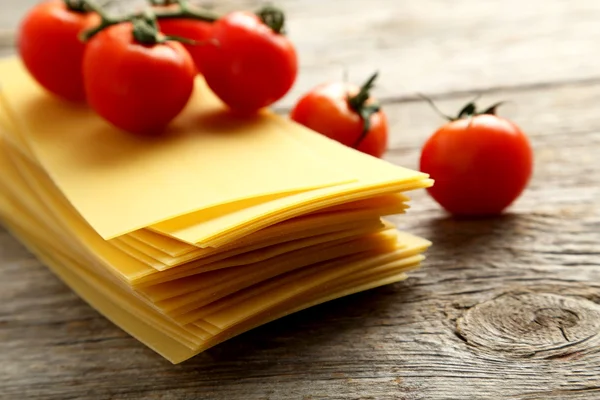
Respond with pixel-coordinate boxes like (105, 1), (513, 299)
(151, 119), (431, 245)
(4, 211), (426, 363)
(139, 229), (400, 316)
(0, 174), (429, 363)
(178, 243), (427, 326)
(203, 253), (425, 330)
(0, 55), (430, 247)
(180, 248), (418, 325)
(118, 214), (386, 266)
(0, 186), (428, 361)
(116, 219), (387, 270)
(0, 92), (36, 162)
(0, 57), (359, 239)
(0, 134), (414, 303)
(0, 124), (433, 364)
(0, 140), (156, 282)
(124, 194), (408, 260)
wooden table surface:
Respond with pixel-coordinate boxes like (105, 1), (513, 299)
(2, 1), (600, 399)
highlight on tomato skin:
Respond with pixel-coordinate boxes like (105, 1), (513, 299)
(17, 0), (100, 103)
(290, 73), (388, 159)
(418, 101), (534, 217)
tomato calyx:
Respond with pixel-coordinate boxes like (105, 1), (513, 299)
(419, 93), (506, 122)
(63, 0), (90, 13)
(78, 0), (128, 41)
(347, 72), (381, 148)
(129, 10), (201, 45)
(79, 0), (219, 41)
(130, 12), (166, 45)
(148, 0), (178, 5)
(149, 0), (220, 23)
(256, 5), (286, 34)
(454, 100), (505, 120)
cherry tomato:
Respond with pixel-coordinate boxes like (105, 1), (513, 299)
(419, 102), (533, 216)
(290, 73), (388, 158)
(157, 18), (213, 74)
(198, 10), (297, 113)
(82, 22), (196, 136)
(17, 0), (100, 102)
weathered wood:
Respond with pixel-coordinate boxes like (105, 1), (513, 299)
(1, 80), (599, 399)
(2, 0), (600, 108)
(1, 0), (600, 399)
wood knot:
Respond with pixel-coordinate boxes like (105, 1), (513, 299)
(456, 292), (600, 359)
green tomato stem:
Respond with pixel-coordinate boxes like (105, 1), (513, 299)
(347, 72), (381, 149)
(78, 0), (121, 40)
(131, 9), (161, 45)
(419, 93), (506, 122)
(256, 5), (286, 34)
(79, 0), (219, 42)
(152, 0), (220, 22)
(417, 93), (453, 121)
(64, 0), (89, 12)
(480, 102), (506, 115)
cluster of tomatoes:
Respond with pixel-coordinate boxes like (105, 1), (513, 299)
(18, 0), (298, 135)
(17, 0), (533, 217)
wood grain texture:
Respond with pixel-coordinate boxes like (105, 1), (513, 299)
(2, 0), (600, 107)
(1, 0), (600, 399)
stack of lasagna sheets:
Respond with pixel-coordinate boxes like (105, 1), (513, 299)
(0, 56), (433, 363)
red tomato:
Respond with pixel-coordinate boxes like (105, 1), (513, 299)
(420, 104), (533, 216)
(157, 18), (213, 74)
(82, 22), (196, 136)
(17, 0), (100, 102)
(198, 11), (297, 113)
(290, 76), (388, 158)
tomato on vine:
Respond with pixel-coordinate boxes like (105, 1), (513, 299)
(82, 13), (196, 136)
(18, 0), (100, 102)
(198, 6), (298, 113)
(419, 99), (533, 216)
(157, 18), (212, 73)
(290, 73), (388, 158)
(152, 1), (216, 74)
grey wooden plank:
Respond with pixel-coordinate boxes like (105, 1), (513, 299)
(1, 0), (600, 106)
(1, 0), (599, 399)
(0, 79), (599, 399)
